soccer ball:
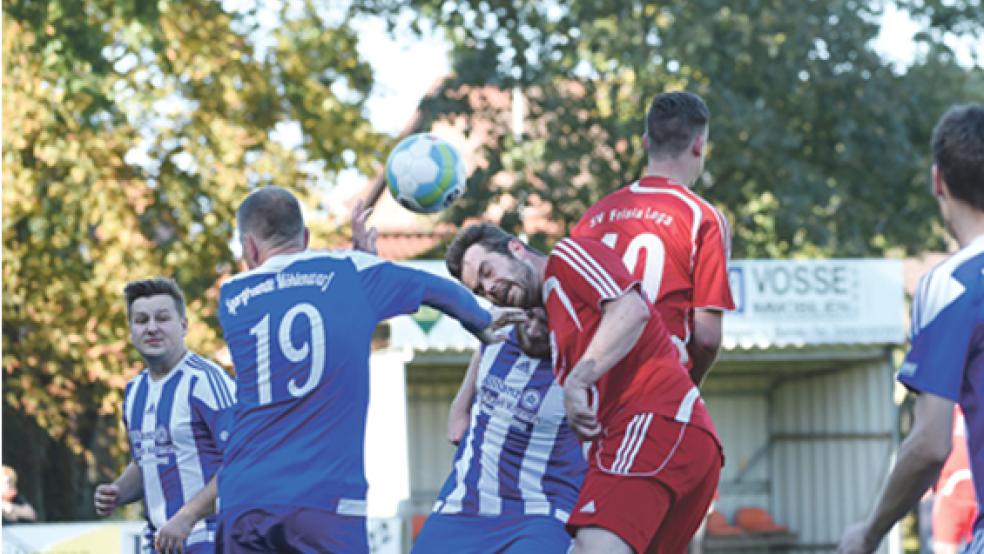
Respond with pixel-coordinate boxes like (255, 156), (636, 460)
(384, 133), (467, 214)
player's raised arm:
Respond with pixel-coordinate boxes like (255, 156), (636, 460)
(417, 270), (524, 343)
(350, 199), (377, 255)
(352, 250), (521, 343)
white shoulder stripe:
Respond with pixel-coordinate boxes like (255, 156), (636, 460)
(554, 240), (619, 298)
(912, 248), (980, 333)
(561, 239), (622, 296)
(186, 355), (234, 409)
(552, 247), (616, 300)
(710, 206), (732, 260)
(186, 354), (236, 409)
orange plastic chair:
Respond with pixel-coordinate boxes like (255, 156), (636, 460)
(734, 507), (789, 534)
(706, 511), (744, 537)
(411, 514), (428, 540)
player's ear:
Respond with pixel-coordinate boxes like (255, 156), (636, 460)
(931, 164), (946, 199)
(691, 132), (705, 157)
(507, 238), (526, 257)
(242, 233), (260, 267)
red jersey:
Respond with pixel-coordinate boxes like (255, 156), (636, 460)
(572, 177), (735, 366)
(938, 407), (976, 503)
(543, 236), (717, 436)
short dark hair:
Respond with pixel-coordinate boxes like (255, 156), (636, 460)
(236, 186), (306, 246)
(446, 223), (515, 280)
(645, 91), (710, 159)
(933, 104), (984, 211)
(124, 277), (187, 320)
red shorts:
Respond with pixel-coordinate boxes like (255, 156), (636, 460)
(567, 413), (722, 554)
(933, 495), (977, 544)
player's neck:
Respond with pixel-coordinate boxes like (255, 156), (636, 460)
(948, 206), (984, 248)
(644, 161), (695, 187)
(145, 347), (188, 381)
(530, 253), (548, 286)
(257, 243), (306, 266)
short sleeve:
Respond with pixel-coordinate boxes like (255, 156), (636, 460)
(191, 366), (238, 444)
(549, 237), (640, 306)
(897, 271), (975, 402)
(693, 207), (735, 311)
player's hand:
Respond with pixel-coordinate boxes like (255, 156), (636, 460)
(489, 307), (527, 331)
(93, 483), (120, 517)
(837, 521), (879, 554)
(476, 307), (527, 344)
(563, 374), (601, 441)
(351, 198), (377, 255)
(447, 401), (470, 445)
(155, 511), (194, 554)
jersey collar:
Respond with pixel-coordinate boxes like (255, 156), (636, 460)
(634, 175), (686, 191)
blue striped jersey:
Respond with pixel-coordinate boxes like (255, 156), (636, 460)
(217, 250), (490, 516)
(122, 351), (236, 547)
(433, 329), (586, 521)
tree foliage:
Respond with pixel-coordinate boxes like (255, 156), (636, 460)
(2, 0), (385, 519)
(354, 0), (984, 257)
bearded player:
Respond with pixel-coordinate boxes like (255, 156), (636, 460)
(447, 224), (722, 554)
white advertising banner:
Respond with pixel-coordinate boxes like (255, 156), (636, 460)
(724, 259), (906, 348)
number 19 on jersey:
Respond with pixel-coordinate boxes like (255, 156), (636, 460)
(248, 302), (327, 405)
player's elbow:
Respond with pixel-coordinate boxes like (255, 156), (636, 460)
(691, 333), (721, 358)
(905, 429), (952, 468)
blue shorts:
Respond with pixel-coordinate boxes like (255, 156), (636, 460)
(216, 505), (368, 554)
(411, 513), (572, 554)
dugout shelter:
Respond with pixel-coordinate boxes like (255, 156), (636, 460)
(364, 258), (906, 554)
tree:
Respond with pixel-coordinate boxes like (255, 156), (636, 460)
(2, 0), (385, 519)
(353, 0), (984, 257)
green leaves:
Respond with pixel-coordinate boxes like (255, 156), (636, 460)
(356, 0), (983, 258)
(3, 0), (383, 518)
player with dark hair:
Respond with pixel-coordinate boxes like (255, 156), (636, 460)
(95, 277), (235, 554)
(572, 91), (734, 386)
(838, 105), (984, 553)
(446, 223), (722, 554)
(215, 186), (519, 553)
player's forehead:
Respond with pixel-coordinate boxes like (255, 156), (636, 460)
(130, 294), (180, 316)
(461, 243), (496, 285)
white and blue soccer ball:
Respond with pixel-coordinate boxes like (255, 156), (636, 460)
(385, 133), (467, 214)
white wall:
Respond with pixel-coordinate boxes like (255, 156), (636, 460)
(366, 349), (413, 518)
(404, 381), (461, 510)
(771, 360), (896, 554)
(704, 394), (772, 519)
